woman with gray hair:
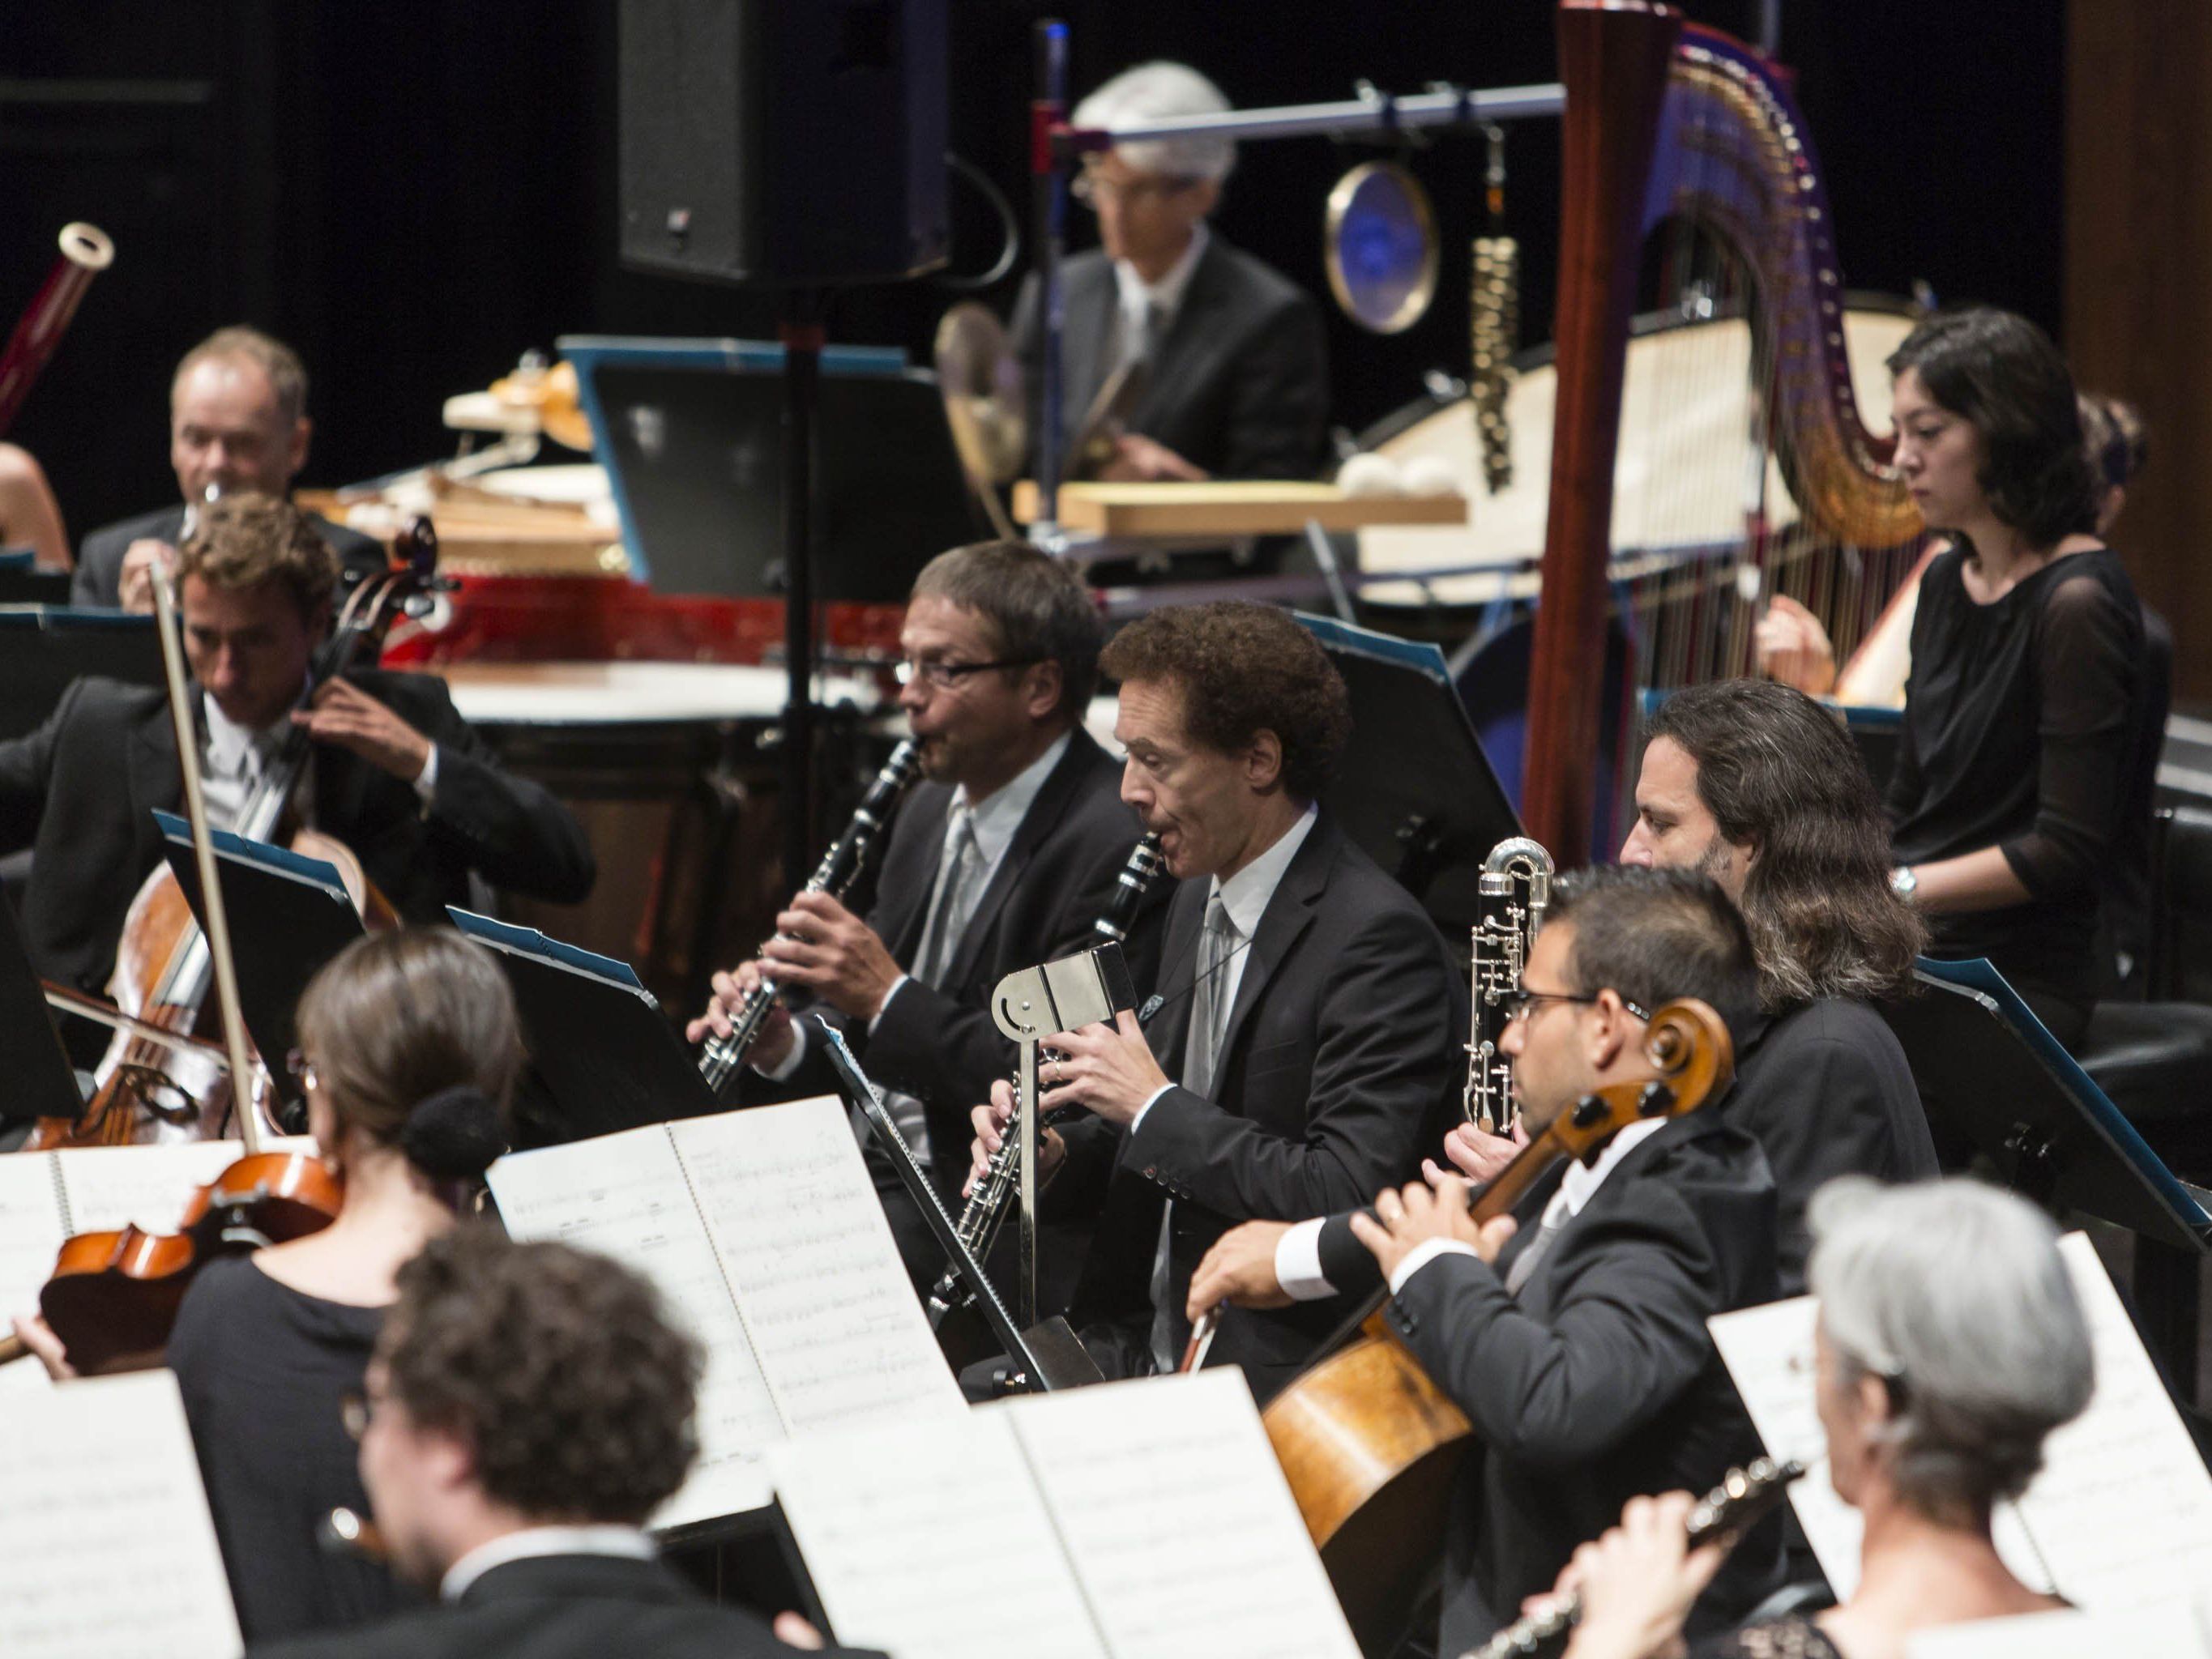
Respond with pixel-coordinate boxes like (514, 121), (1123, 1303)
(1546, 1177), (2094, 1659)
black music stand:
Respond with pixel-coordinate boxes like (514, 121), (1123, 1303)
(0, 608), (164, 742)
(1880, 957), (2212, 1381)
(0, 886), (86, 1128)
(446, 907), (720, 1142)
(1296, 612), (1522, 934)
(155, 813), (368, 1121)
(815, 1017), (1102, 1392)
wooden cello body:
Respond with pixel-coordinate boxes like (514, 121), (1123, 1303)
(1258, 998), (1733, 1655)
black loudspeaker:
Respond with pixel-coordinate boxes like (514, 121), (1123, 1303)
(617, 0), (950, 286)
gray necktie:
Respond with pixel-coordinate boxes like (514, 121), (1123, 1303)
(1151, 892), (1239, 1371)
(1503, 1211), (1565, 1296)
(916, 805), (984, 989)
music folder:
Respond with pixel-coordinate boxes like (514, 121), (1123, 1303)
(154, 812), (367, 1119)
(446, 906), (719, 1141)
(0, 886), (84, 1125)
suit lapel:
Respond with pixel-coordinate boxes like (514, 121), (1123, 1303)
(942, 731), (1100, 992)
(126, 697), (181, 838)
(1147, 878), (1206, 1076)
(1134, 240), (1229, 433)
(1211, 814), (1333, 1083)
(882, 784), (953, 967)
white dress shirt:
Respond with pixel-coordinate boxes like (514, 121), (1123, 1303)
(439, 1523), (656, 1603)
(1112, 222), (1209, 369)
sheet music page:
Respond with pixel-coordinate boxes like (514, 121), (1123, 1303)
(1708, 1294), (1868, 1597)
(488, 1124), (784, 1525)
(767, 1412), (1108, 1659)
(673, 1097), (963, 1434)
(0, 1153), (66, 1328)
(57, 1137), (318, 1235)
(1006, 1369), (1364, 1659)
(2000, 1234), (2212, 1610)
(1906, 1606), (2212, 1659)
(0, 1368), (242, 1657)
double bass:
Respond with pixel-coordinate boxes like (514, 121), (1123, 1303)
(29, 519), (442, 1149)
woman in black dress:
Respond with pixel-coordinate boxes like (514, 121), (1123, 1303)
(1547, 1178), (2094, 1659)
(1878, 308), (2147, 1049)
(11, 927), (520, 1644)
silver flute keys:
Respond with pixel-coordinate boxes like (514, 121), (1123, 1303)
(1465, 835), (1553, 1134)
(697, 740), (923, 1094)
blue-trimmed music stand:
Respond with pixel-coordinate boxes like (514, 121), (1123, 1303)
(0, 608), (162, 742)
(0, 885), (86, 1128)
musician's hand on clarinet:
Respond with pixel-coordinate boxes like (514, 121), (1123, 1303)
(10, 1313), (78, 1381)
(685, 962), (794, 1068)
(966, 1079), (1063, 1196)
(1186, 1220), (1295, 1319)
(1349, 1175), (1517, 1285)
(292, 677), (433, 783)
(758, 890), (902, 1021)
(1549, 1491), (1722, 1659)
(1428, 1118), (1527, 1187)
(1039, 1009), (1167, 1127)
(117, 537), (179, 614)
(1753, 593), (1838, 697)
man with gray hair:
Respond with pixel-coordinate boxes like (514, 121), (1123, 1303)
(75, 324), (384, 612)
(1013, 61), (1328, 484)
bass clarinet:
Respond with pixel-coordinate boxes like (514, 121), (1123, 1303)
(698, 740), (923, 1094)
(926, 831), (1163, 1324)
(1465, 835), (1553, 1133)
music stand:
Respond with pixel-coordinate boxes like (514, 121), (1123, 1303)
(1295, 612), (1522, 933)
(0, 885), (86, 1126)
(446, 907), (720, 1141)
(0, 607), (163, 742)
(814, 1017), (1102, 1392)
(154, 812), (367, 1120)
(1880, 958), (2212, 1252)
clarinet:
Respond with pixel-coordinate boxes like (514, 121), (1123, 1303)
(926, 832), (1164, 1324)
(698, 740), (923, 1094)
(1465, 836), (1553, 1133)
(1459, 1456), (1804, 1659)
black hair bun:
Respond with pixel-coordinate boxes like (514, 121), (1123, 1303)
(399, 1085), (507, 1181)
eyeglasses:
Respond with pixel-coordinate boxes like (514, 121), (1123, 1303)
(1501, 987), (1652, 1023)
(1071, 169), (1200, 207)
(285, 1047), (320, 1094)
(339, 1389), (371, 1442)
(895, 656), (1041, 691)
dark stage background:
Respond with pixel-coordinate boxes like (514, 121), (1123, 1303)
(2, 0), (2065, 547)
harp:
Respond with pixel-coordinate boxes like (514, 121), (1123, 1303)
(1404, 4), (1929, 861)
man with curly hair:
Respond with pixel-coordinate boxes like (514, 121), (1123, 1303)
(248, 1226), (878, 1659)
(969, 600), (1463, 1397)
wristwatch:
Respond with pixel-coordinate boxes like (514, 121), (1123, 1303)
(1891, 865), (1919, 902)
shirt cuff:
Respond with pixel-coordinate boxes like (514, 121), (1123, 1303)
(411, 742), (439, 808)
(1275, 1218), (1335, 1302)
(755, 1016), (809, 1081)
(870, 975), (910, 1035)
(1388, 1237), (1481, 1298)
(1129, 1082), (1176, 1135)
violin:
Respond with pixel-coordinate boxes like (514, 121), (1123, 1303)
(0, 1145), (343, 1373)
(1237, 998), (1733, 1656)
(30, 519), (442, 1150)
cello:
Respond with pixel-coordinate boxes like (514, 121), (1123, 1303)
(29, 518), (441, 1149)
(1228, 997), (1732, 1654)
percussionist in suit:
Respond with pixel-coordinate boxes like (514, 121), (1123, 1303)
(969, 601), (1463, 1397)
(1012, 62), (1329, 484)
(75, 326), (385, 612)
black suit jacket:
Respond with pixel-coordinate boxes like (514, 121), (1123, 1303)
(1344, 1113), (1782, 1655)
(0, 671), (593, 1004)
(246, 1553), (885, 1659)
(778, 727), (1162, 1210)
(1057, 810), (1464, 1396)
(1013, 237), (1330, 481)
(1728, 996), (1936, 1294)
(74, 503), (388, 609)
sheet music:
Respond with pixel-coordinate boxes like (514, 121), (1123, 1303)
(58, 1137), (315, 1235)
(0, 1152), (66, 1325)
(1906, 1606), (2212, 1659)
(1712, 1234), (2212, 1612)
(488, 1124), (784, 1525)
(767, 1413), (1108, 1659)
(1009, 1370), (1363, 1659)
(0, 1369), (242, 1657)
(675, 1096), (963, 1435)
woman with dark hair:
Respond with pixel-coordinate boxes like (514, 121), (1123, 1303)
(1879, 307), (2147, 1048)
(11, 927), (522, 1643)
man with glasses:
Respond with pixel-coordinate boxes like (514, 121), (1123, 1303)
(1011, 62), (1328, 484)
(689, 540), (1159, 1258)
(1185, 866), (1783, 1654)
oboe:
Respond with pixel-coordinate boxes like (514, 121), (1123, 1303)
(698, 740), (923, 1094)
(926, 832), (1163, 1324)
(1459, 1457), (1804, 1659)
